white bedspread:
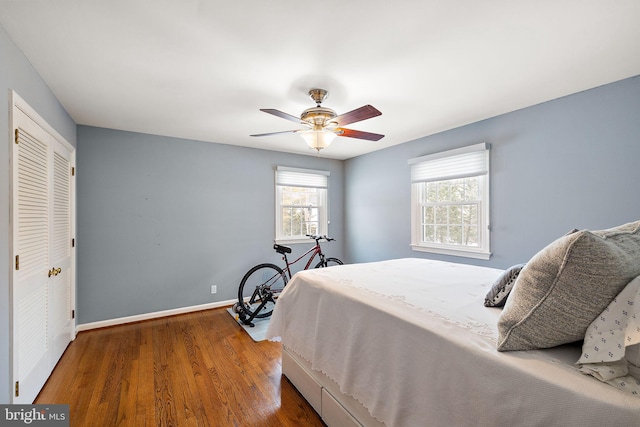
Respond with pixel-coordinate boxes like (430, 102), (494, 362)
(266, 258), (640, 427)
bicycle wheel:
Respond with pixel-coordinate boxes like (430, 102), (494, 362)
(314, 257), (344, 268)
(237, 263), (287, 319)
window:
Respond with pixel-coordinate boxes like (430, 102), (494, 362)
(409, 143), (490, 259)
(275, 166), (329, 243)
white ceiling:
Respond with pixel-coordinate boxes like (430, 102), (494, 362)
(1, 1), (639, 160)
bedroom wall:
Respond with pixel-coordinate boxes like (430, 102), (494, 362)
(76, 126), (344, 324)
(344, 75), (640, 269)
(0, 24), (77, 403)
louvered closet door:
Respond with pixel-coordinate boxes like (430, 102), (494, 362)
(49, 140), (74, 362)
(12, 106), (74, 404)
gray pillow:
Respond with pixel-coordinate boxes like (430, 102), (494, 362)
(497, 220), (640, 352)
(484, 264), (526, 307)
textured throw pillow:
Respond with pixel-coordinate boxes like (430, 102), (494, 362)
(497, 220), (640, 352)
(484, 264), (526, 307)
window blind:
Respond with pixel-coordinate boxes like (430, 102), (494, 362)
(409, 143), (489, 183)
(276, 166), (329, 189)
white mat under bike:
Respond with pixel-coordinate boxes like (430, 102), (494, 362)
(226, 308), (270, 342)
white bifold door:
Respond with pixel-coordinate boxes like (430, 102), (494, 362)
(10, 92), (76, 403)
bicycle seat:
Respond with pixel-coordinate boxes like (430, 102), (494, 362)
(273, 244), (292, 254)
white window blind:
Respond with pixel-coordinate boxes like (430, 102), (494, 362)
(276, 166), (329, 188)
(409, 143), (488, 183)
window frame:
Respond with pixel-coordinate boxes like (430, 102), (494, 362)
(409, 143), (491, 260)
(275, 166), (330, 244)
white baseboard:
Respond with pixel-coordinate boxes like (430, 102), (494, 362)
(76, 298), (237, 333)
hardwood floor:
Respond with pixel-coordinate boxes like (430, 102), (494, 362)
(35, 307), (325, 427)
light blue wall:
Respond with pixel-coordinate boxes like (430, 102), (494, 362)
(0, 24), (76, 403)
(76, 126), (344, 324)
(2, 13), (640, 403)
(344, 75), (640, 268)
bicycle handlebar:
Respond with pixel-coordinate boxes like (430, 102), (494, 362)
(306, 234), (335, 242)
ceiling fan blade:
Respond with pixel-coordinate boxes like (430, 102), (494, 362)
(336, 128), (385, 141)
(333, 105), (381, 126)
(250, 130), (299, 137)
(260, 109), (303, 124)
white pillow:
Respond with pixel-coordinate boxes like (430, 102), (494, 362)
(577, 275), (640, 396)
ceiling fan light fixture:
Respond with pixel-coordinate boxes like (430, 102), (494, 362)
(299, 128), (337, 152)
(252, 88), (384, 149)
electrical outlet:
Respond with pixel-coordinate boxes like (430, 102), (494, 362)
(211, 285), (217, 294)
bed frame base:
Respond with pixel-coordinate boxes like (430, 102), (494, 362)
(282, 346), (385, 427)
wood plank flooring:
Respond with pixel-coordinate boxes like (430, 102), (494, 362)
(35, 307), (325, 427)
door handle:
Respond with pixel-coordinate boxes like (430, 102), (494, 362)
(48, 267), (62, 277)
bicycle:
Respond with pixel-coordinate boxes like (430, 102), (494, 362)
(233, 235), (343, 326)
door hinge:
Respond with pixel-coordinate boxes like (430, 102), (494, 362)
(72, 310), (75, 319)
(14, 129), (19, 144)
(15, 255), (19, 270)
(71, 166), (75, 176)
(15, 381), (19, 397)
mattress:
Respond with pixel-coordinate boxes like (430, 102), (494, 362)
(266, 258), (640, 427)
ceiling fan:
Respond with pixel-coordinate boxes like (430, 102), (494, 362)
(251, 88), (384, 152)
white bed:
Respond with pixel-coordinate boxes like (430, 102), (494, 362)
(266, 258), (640, 427)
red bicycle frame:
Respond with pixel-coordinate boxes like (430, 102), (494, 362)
(279, 241), (325, 280)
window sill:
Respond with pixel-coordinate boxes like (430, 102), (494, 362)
(410, 244), (491, 260)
